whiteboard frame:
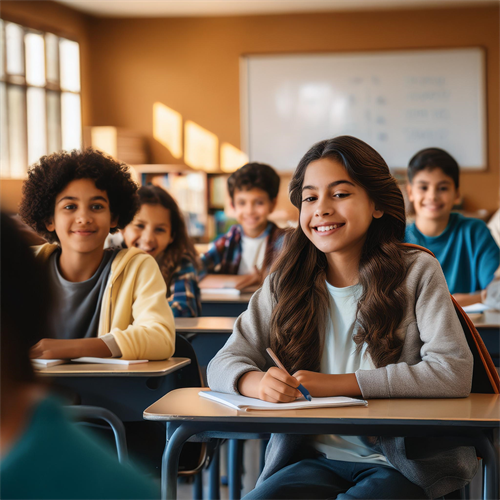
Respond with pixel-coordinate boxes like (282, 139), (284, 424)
(240, 47), (488, 173)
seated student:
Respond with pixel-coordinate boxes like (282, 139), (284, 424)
(0, 213), (159, 500)
(121, 185), (201, 317)
(405, 148), (499, 307)
(19, 149), (175, 360)
(208, 136), (475, 500)
(201, 162), (285, 289)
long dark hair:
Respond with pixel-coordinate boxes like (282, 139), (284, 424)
(137, 185), (199, 287)
(270, 136), (407, 373)
(1, 213), (54, 386)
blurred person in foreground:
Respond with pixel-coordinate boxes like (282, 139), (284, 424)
(0, 212), (158, 500)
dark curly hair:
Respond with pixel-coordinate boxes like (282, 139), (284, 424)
(227, 162), (280, 201)
(19, 149), (139, 243)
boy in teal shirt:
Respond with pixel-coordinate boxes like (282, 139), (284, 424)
(405, 148), (499, 307)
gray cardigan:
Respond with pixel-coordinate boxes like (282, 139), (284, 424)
(207, 249), (477, 498)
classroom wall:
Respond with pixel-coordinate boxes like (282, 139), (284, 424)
(87, 5), (500, 212)
(0, 1), (93, 213)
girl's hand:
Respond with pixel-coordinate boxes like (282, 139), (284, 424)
(293, 370), (362, 398)
(30, 338), (112, 359)
(238, 367), (302, 403)
(453, 292), (483, 307)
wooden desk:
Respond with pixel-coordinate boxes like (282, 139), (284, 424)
(144, 388), (500, 500)
(36, 358), (191, 377)
(175, 317), (236, 334)
(469, 310), (500, 329)
(201, 292), (252, 317)
(36, 358), (190, 421)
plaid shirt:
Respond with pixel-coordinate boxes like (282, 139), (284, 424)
(200, 222), (285, 277)
(168, 254), (202, 317)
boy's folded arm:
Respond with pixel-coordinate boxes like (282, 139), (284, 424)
(207, 276), (275, 394)
(109, 257), (176, 360)
(356, 256), (473, 399)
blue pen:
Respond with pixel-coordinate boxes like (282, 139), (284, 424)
(266, 347), (312, 401)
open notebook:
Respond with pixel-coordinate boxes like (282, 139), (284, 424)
(199, 390), (367, 411)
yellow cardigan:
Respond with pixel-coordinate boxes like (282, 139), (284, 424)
(34, 244), (175, 360)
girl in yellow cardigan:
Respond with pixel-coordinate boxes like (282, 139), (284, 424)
(19, 149), (175, 361)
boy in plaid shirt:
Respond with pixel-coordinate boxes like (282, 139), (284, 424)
(201, 163), (285, 289)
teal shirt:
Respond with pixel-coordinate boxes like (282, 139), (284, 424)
(1, 397), (158, 500)
(405, 213), (499, 294)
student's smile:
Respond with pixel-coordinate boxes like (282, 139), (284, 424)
(407, 168), (460, 222)
(300, 158), (382, 258)
(122, 204), (174, 259)
(232, 188), (277, 238)
(45, 178), (118, 258)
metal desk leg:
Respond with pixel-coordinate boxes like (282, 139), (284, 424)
(476, 433), (499, 500)
(161, 423), (200, 500)
(228, 439), (244, 500)
(208, 445), (221, 500)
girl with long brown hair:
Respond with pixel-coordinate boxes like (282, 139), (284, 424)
(122, 185), (201, 317)
(208, 136), (475, 499)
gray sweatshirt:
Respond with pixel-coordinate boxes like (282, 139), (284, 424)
(207, 249), (476, 498)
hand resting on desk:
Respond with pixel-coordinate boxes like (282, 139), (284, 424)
(30, 338), (112, 359)
(238, 368), (362, 402)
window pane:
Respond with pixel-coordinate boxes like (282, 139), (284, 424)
(0, 83), (9, 177)
(25, 32), (45, 86)
(47, 91), (61, 154)
(61, 92), (81, 150)
(0, 20), (5, 79)
(27, 87), (47, 165)
(7, 85), (27, 177)
(45, 33), (59, 83)
(60, 38), (80, 92)
(5, 22), (24, 76)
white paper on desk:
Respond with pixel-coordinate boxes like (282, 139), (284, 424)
(462, 303), (490, 313)
(71, 357), (148, 365)
(32, 358), (65, 368)
(201, 288), (241, 296)
(199, 390), (367, 411)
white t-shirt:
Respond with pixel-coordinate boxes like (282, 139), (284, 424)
(238, 234), (267, 275)
(312, 280), (392, 467)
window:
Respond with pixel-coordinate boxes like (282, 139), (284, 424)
(0, 19), (82, 178)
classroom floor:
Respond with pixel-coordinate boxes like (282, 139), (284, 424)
(177, 440), (261, 499)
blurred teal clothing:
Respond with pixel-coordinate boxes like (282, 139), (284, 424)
(1, 397), (158, 500)
(405, 213), (499, 294)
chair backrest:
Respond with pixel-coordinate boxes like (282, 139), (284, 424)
(403, 243), (499, 394)
(172, 333), (204, 388)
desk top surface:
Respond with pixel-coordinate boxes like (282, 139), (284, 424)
(175, 317), (236, 333)
(201, 292), (253, 303)
(144, 388), (500, 425)
(469, 310), (500, 328)
(35, 357), (191, 377)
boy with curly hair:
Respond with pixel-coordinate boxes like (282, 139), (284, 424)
(19, 149), (175, 361)
(200, 162), (285, 289)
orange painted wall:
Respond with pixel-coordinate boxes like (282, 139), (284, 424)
(87, 5), (500, 212)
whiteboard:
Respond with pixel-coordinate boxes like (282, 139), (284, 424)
(242, 48), (486, 171)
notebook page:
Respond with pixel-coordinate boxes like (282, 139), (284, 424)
(199, 391), (367, 411)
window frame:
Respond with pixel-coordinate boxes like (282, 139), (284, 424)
(0, 17), (82, 179)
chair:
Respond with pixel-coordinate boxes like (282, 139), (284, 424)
(65, 405), (128, 464)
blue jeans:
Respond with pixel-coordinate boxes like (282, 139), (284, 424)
(243, 456), (428, 499)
